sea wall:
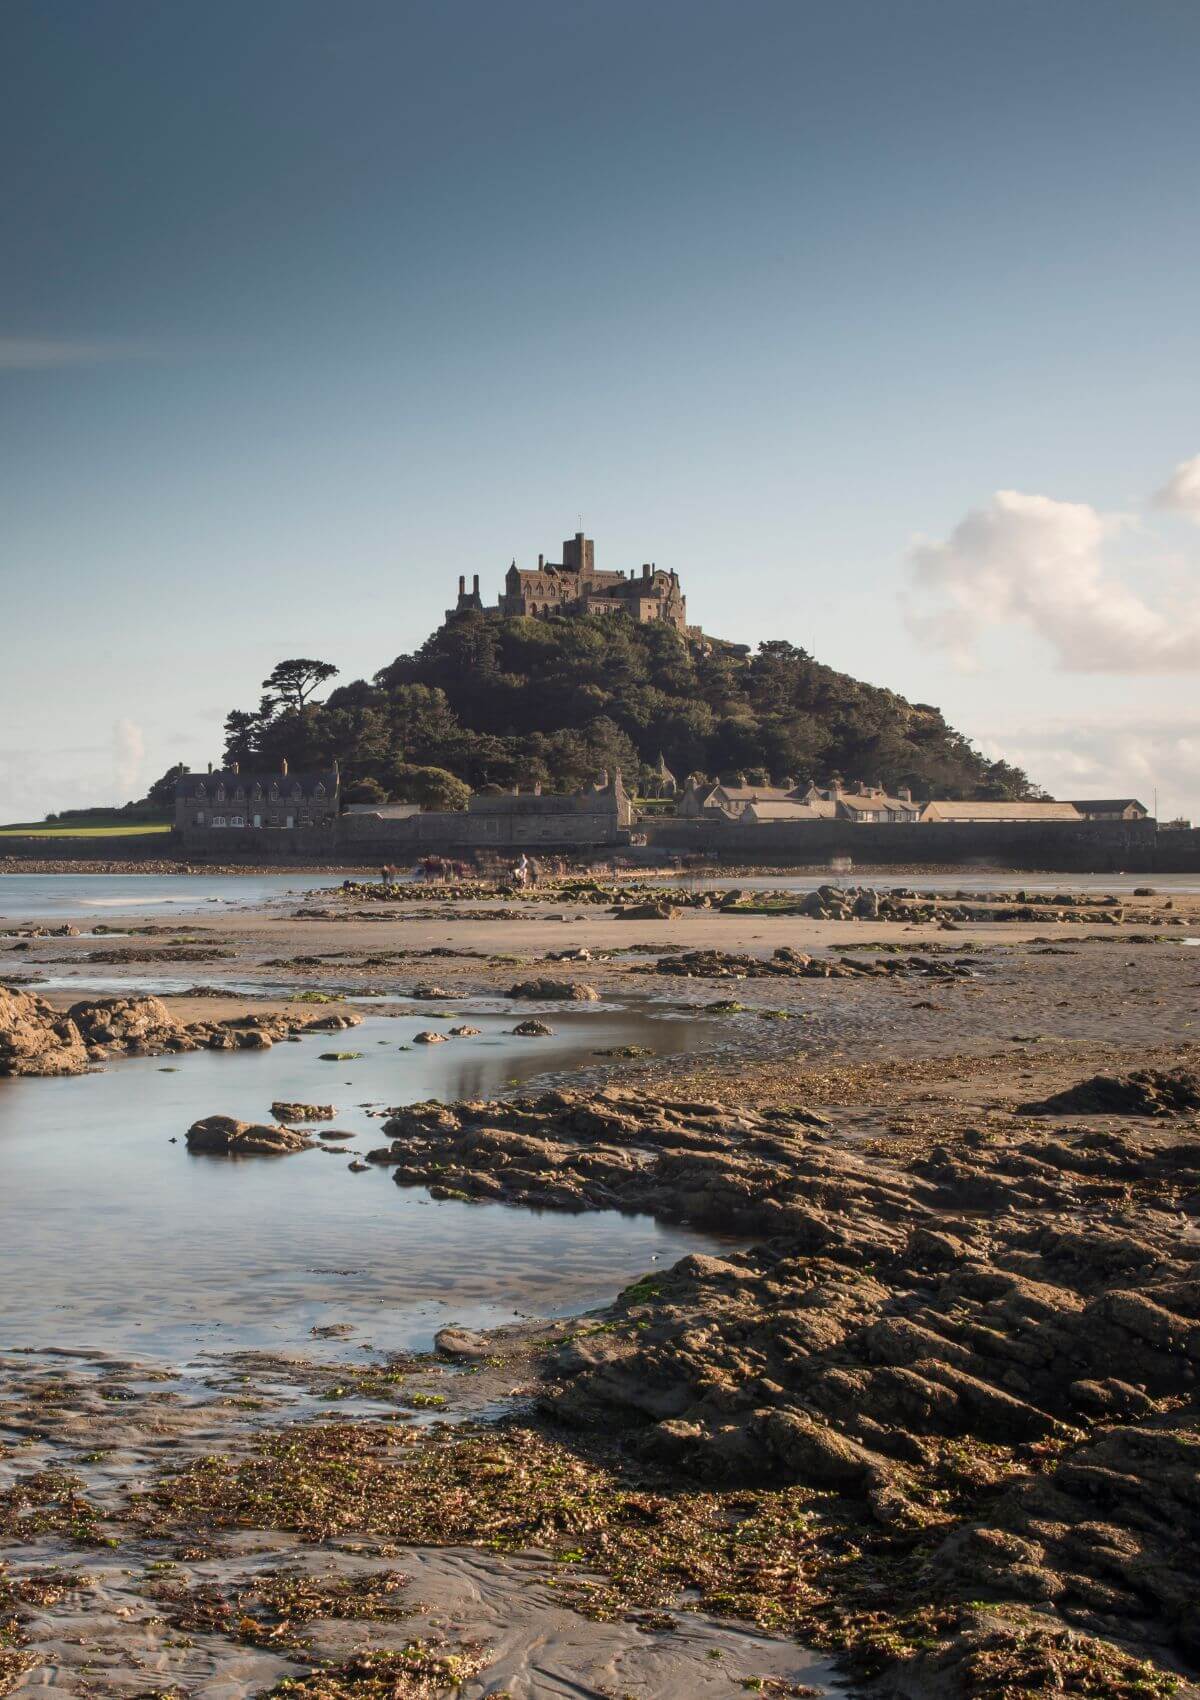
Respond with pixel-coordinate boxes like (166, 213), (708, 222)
(643, 817), (1186, 872)
(8, 819), (1200, 872)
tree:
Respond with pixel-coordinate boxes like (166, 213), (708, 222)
(262, 658), (339, 712)
(386, 763), (470, 811)
(145, 763), (188, 807)
(343, 778), (388, 805)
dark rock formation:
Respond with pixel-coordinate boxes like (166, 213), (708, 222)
(505, 978), (600, 1001)
(185, 1115), (315, 1155)
(1020, 1068), (1200, 1117)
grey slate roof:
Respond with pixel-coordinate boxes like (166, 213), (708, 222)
(176, 768), (339, 802)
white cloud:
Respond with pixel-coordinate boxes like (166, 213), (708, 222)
(111, 719), (145, 798)
(978, 714), (1200, 823)
(1153, 452), (1200, 523)
(0, 337), (157, 371)
(906, 487), (1200, 672)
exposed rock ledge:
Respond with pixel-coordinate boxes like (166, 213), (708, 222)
(369, 1082), (1199, 1671)
(0, 983), (361, 1077)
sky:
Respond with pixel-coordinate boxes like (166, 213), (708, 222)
(2, 0), (1199, 822)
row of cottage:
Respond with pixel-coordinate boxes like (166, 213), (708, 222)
(175, 762), (1149, 846)
(674, 776), (1149, 825)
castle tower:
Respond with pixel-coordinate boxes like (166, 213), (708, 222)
(560, 532), (595, 581)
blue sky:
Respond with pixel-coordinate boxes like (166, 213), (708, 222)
(3, 0), (1199, 820)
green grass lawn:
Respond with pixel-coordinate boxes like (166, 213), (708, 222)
(0, 820), (172, 838)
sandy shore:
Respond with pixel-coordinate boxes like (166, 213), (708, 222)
(3, 875), (1199, 1699)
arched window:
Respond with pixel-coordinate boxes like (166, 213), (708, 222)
(270, 783), (279, 800)
(216, 784), (226, 801)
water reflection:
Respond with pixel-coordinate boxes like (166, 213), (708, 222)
(0, 1007), (724, 1362)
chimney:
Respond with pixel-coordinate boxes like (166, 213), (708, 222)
(230, 760), (239, 775)
(281, 757), (289, 776)
(207, 761), (213, 774)
(898, 786), (912, 802)
(458, 575), (465, 596)
(538, 553), (544, 569)
(642, 562), (651, 579)
(472, 573), (480, 594)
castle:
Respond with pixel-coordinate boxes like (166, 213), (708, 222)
(449, 531), (693, 634)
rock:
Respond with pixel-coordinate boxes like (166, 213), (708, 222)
(614, 902), (679, 921)
(0, 984), (89, 1076)
(348, 1160), (368, 1172)
(512, 1019), (554, 1036)
(506, 978), (600, 1001)
(448, 1025), (482, 1036)
(319, 1051), (364, 1061)
(412, 984), (453, 1000)
(434, 1326), (494, 1361)
(317, 1129), (356, 1140)
(185, 1115), (314, 1155)
(272, 1101), (336, 1121)
(1021, 1068), (1200, 1117)
(0, 986), (190, 1077)
(413, 1030), (449, 1044)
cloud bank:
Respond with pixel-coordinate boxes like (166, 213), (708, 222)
(1154, 453), (1200, 523)
(906, 468), (1200, 672)
(979, 714), (1200, 824)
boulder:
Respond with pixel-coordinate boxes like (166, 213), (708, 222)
(185, 1115), (315, 1156)
(271, 1101), (336, 1121)
(505, 979), (600, 1001)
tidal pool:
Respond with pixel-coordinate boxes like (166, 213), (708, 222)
(0, 1005), (725, 1363)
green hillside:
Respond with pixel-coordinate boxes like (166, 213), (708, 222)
(221, 612), (1037, 804)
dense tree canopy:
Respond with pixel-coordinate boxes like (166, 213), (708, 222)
(220, 611), (1039, 803)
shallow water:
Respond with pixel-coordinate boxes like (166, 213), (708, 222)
(0, 1006), (724, 1363)
(0, 871), (364, 920)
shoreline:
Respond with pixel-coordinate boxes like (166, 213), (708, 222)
(3, 880), (1199, 1698)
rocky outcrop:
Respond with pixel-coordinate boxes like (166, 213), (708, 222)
(505, 978), (600, 1001)
(1020, 1067), (1200, 1117)
(186, 1115), (316, 1155)
(641, 946), (974, 981)
(364, 1077), (1199, 1667)
(0, 982), (362, 1077)
(0, 984), (90, 1076)
(271, 1101), (336, 1121)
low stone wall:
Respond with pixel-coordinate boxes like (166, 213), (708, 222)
(644, 817), (1176, 872)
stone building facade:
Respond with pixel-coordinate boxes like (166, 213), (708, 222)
(338, 772), (633, 851)
(449, 532), (692, 633)
(175, 761), (340, 833)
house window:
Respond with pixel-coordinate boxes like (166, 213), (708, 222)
(194, 811), (204, 826)
(211, 815), (227, 827)
(230, 815), (244, 827)
(252, 813), (262, 828)
(285, 814), (295, 828)
(216, 785), (226, 801)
